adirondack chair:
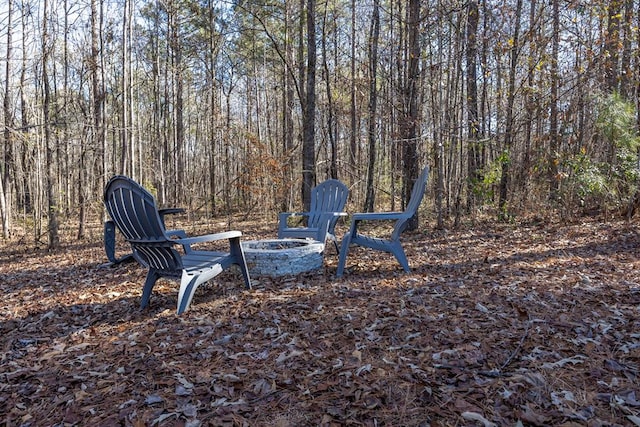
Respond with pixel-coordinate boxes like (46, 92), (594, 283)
(278, 179), (349, 251)
(104, 175), (251, 314)
(336, 166), (430, 277)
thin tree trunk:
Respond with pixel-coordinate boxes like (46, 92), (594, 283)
(91, 0), (104, 210)
(466, 0), (480, 214)
(120, 0), (130, 176)
(605, 0), (622, 92)
(364, 0), (380, 212)
(208, 0), (218, 213)
(19, 3), (32, 216)
(62, 0), (70, 215)
(321, 3), (337, 180)
(402, 0), (420, 230)
(2, 0), (13, 239)
(127, 0), (135, 179)
(99, 0), (106, 196)
(280, 0), (295, 211)
(620, 0), (633, 98)
(521, 0), (537, 199)
(392, 0), (405, 212)
(349, 0), (357, 173)
(172, 4), (185, 202)
(42, 0), (59, 249)
(498, 0), (522, 218)
(302, 0), (316, 211)
(549, 0), (560, 201)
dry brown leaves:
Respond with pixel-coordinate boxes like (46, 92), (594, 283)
(1, 217), (639, 426)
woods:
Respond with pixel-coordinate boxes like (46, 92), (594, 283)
(2, 2), (640, 424)
(2, 0), (640, 247)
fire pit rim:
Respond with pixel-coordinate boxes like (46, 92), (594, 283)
(241, 238), (325, 277)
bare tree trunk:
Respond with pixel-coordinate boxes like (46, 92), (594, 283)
(392, 0), (405, 213)
(127, 0), (136, 179)
(401, 0), (421, 230)
(605, 0), (622, 92)
(620, 0), (633, 98)
(549, 0), (560, 202)
(498, 0), (522, 218)
(99, 0), (106, 195)
(0, 170), (6, 240)
(19, 5), (30, 217)
(169, 1), (185, 203)
(79, 0), (99, 239)
(61, 0), (70, 215)
(605, 0), (623, 169)
(466, 0), (480, 214)
(2, 0), (13, 239)
(521, 0), (537, 200)
(321, 3), (337, 180)
(120, 0), (130, 176)
(42, 0), (59, 249)
(91, 0), (104, 210)
(150, 1), (164, 202)
(208, 0), (218, 213)
(349, 0), (357, 175)
(364, 0), (380, 212)
(302, 0), (316, 211)
(282, 0), (295, 211)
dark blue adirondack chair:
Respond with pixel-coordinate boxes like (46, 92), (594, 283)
(104, 176), (251, 314)
(278, 179), (349, 251)
(336, 166), (430, 277)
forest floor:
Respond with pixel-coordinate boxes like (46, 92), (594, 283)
(1, 214), (640, 426)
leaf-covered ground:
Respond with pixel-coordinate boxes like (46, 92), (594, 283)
(1, 217), (639, 426)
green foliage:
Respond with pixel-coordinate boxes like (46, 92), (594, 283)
(471, 150), (509, 202)
(596, 92), (640, 152)
(562, 92), (640, 212)
(563, 151), (609, 202)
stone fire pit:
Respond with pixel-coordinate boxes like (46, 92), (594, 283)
(241, 239), (324, 277)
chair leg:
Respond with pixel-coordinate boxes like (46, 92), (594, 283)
(229, 237), (252, 290)
(141, 269), (161, 309)
(328, 234), (340, 254)
(177, 273), (199, 315)
(335, 233), (353, 277)
(104, 221), (117, 263)
(392, 243), (411, 272)
(178, 263), (224, 314)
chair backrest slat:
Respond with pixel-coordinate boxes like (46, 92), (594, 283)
(116, 188), (143, 240)
(392, 166), (430, 238)
(308, 179), (349, 228)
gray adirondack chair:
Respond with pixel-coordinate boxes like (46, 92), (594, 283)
(104, 175), (251, 314)
(336, 166), (429, 277)
(278, 179), (349, 251)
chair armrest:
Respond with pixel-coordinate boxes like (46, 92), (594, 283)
(279, 211), (347, 234)
(278, 212), (313, 232)
(175, 230), (242, 246)
(351, 211), (407, 221)
(347, 212), (410, 237)
(281, 211), (346, 219)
